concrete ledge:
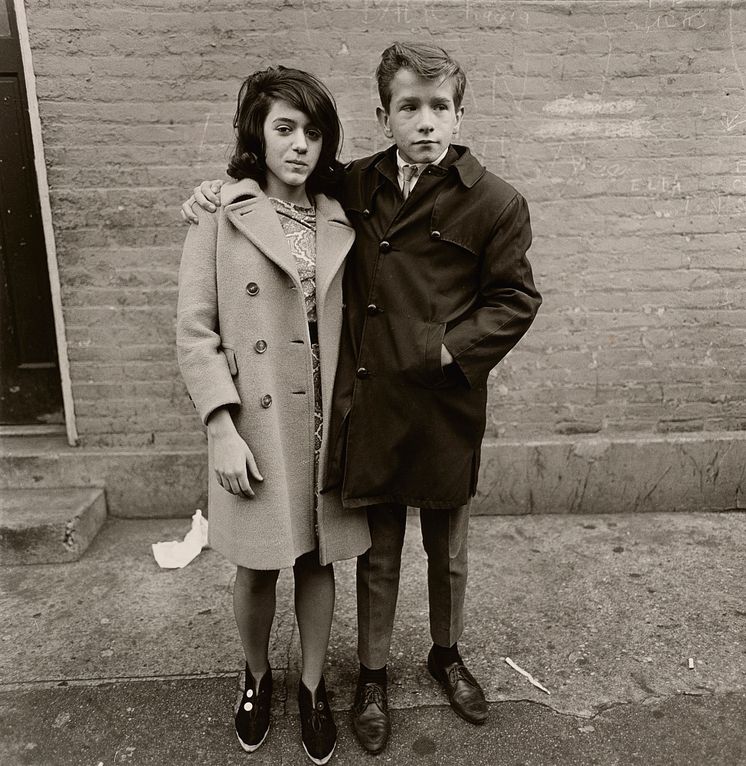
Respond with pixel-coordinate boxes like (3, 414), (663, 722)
(475, 431), (746, 514)
(2, 432), (744, 519)
(1, 436), (207, 518)
(0, 488), (107, 564)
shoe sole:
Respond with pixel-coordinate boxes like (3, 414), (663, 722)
(236, 723), (270, 753)
(302, 739), (336, 765)
(427, 660), (488, 726)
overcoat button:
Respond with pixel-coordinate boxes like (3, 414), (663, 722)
(379, 240), (391, 253)
(356, 367), (370, 380)
(255, 339), (267, 353)
(246, 282), (260, 296)
(367, 303), (381, 316)
(260, 394), (272, 408)
(362, 209), (371, 218)
(431, 230), (441, 240)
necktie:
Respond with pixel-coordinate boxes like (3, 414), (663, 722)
(401, 164), (419, 200)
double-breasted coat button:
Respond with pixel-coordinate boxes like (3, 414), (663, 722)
(367, 303), (382, 316)
(260, 394), (272, 408)
(379, 240), (391, 253)
(246, 282), (260, 296)
(430, 230), (441, 240)
(254, 339), (267, 353)
(356, 367), (370, 380)
(362, 209), (371, 218)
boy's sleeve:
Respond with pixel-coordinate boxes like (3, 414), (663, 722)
(443, 193), (542, 389)
(176, 211), (241, 424)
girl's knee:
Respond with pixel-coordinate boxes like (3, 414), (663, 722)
(293, 549), (333, 575)
(236, 565), (279, 592)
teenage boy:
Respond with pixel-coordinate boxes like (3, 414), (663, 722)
(182, 42), (541, 753)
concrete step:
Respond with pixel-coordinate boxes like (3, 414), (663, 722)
(0, 487), (107, 565)
(0, 435), (205, 518)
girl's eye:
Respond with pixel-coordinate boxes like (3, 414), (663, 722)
(276, 125), (292, 134)
(306, 130), (322, 141)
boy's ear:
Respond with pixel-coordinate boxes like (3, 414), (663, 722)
(376, 106), (393, 138)
(452, 105), (465, 137)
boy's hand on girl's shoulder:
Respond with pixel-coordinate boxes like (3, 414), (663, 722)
(180, 180), (224, 224)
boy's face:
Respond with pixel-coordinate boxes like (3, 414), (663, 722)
(376, 68), (464, 165)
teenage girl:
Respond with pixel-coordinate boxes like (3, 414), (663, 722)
(176, 66), (370, 764)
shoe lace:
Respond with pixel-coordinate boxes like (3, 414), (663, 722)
(361, 683), (385, 707)
(310, 701), (327, 733)
(447, 663), (475, 688)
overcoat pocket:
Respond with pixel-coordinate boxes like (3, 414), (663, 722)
(222, 346), (238, 377)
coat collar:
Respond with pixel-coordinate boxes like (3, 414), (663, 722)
(222, 178), (354, 310)
(365, 144), (485, 189)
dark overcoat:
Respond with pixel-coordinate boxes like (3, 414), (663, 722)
(323, 145), (542, 509)
(177, 179), (370, 569)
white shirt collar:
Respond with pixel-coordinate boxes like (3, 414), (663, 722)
(396, 147), (450, 191)
(396, 147), (449, 172)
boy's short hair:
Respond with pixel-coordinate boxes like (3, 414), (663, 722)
(376, 41), (467, 112)
(227, 66), (343, 196)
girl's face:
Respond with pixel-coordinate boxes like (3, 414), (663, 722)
(262, 99), (323, 201)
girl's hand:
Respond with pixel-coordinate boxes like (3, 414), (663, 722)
(207, 409), (263, 498)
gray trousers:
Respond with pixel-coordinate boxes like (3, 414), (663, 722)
(356, 502), (470, 669)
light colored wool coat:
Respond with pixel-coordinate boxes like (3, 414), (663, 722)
(177, 178), (370, 569)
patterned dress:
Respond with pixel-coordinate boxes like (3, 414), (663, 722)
(269, 198), (323, 501)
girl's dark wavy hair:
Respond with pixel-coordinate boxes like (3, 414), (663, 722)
(227, 66), (344, 197)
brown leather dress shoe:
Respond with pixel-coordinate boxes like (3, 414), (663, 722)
(351, 678), (391, 753)
(427, 649), (488, 724)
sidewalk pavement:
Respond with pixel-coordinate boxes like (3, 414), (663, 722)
(1, 512), (744, 766)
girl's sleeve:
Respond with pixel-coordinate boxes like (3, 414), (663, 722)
(176, 209), (241, 425)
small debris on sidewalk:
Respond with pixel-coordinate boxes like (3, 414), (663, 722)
(504, 656), (551, 695)
(151, 509), (209, 568)
(688, 657), (695, 669)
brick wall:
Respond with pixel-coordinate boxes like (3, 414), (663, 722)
(25, 0), (746, 448)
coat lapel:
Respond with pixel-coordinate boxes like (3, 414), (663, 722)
(222, 180), (300, 285)
(221, 180), (353, 300)
(314, 193), (355, 310)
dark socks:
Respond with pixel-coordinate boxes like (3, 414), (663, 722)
(359, 663), (387, 687)
(431, 642), (462, 667)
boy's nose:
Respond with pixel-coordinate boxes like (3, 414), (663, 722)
(418, 110), (435, 131)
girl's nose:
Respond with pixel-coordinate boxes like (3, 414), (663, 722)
(292, 129), (308, 152)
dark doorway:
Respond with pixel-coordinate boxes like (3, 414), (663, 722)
(0, 0), (63, 425)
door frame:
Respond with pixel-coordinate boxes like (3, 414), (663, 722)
(11, 0), (77, 445)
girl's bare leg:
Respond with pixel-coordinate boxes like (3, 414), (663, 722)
(233, 565), (280, 680)
(293, 550), (335, 700)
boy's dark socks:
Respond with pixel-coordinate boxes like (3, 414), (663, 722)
(431, 642), (462, 667)
(359, 663), (387, 686)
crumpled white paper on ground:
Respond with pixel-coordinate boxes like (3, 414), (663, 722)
(151, 509), (209, 568)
